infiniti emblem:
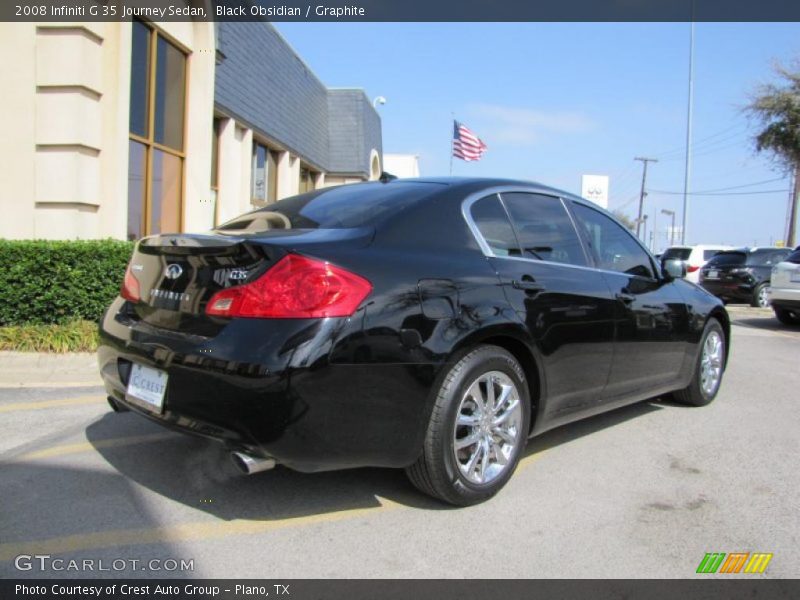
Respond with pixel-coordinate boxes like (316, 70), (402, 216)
(164, 263), (183, 280)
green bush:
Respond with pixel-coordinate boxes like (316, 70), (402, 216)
(0, 239), (134, 326)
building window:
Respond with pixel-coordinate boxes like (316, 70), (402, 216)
(299, 166), (316, 194)
(251, 141), (278, 205)
(127, 20), (186, 240)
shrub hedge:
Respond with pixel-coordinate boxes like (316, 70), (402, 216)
(0, 240), (134, 326)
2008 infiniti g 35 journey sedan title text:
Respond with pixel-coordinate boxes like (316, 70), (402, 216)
(99, 178), (729, 505)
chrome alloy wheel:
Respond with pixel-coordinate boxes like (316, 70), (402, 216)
(700, 330), (724, 396)
(757, 285), (770, 308)
(452, 371), (523, 485)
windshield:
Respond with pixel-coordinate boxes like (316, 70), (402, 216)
(216, 182), (444, 233)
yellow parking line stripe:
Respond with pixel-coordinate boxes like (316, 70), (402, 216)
(0, 396), (103, 413)
(0, 498), (402, 561)
(18, 432), (176, 461)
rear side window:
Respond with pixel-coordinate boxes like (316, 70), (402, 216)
(703, 249), (723, 260)
(662, 247), (691, 261)
(787, 247), (800, 264)
(571, 203), (654, 278)
(470, 195), (519, 257)
(747, 250), (787, 266)
(216, 182), (444, 232)
(707, 251), (746, 266)
(500, 193), (587, 266)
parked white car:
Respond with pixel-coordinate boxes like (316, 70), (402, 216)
(768, 246), (800, 325)
(660, 245), (734, 284)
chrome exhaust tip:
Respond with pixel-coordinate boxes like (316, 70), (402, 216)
(231, 451), (276, 475)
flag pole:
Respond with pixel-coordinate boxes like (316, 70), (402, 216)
(449, 113), (455, 176)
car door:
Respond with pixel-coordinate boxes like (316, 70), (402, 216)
(569, 201), (690, 400)
(468, 192), (616, 417)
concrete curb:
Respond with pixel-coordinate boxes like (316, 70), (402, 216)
(0, 351), (101, 387)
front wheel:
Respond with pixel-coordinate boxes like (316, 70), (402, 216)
(751, 283), (770, 308)
(673, 318), (726, 407)
(406, 345), (531, 506)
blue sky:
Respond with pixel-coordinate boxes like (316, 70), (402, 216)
(276, 22), (800, 250)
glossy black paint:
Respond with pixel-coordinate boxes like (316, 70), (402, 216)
(98, 177), (729, 473)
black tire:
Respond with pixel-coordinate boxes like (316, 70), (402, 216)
(751, 282), (770, 308)
(673, 318), (726, 407)
(774, 306), (800, 326)
(406, 345), (531, 506)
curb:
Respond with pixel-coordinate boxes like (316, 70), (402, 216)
(0, 351), (101, 388)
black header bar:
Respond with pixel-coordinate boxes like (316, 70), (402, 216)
(3, 0), (800, 22)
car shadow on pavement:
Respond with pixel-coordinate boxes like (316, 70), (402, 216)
(84, 398), (665, 521)
(732, 316), (799, 333)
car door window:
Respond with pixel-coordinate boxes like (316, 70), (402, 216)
(469, 194), (520, 257)
(499, 193), (587, 266)
(571, 202), (655, 278)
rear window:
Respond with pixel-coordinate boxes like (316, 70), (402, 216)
(787, 247), (800, 264)
(707, 251), (746, 266)
(662, 247), (691, 261)
(215, 182), (444, 233)
(703, 249), (724, 260)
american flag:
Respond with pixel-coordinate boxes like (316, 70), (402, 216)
(452, 120), (488, 162)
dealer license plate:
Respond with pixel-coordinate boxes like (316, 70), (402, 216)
(706, 269), (719, 280)
(126, 363), (168, 411)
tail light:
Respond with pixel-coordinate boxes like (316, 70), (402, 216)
(206, 254), (372, 319)
(687, 265), (700, 273)
(121, 264), (141, 303)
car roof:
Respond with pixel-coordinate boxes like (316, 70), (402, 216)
(395, 176), (592, 205)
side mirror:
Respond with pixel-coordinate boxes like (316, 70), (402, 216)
(662, 258), (686, 281)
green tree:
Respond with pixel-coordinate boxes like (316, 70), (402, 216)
(612, 210), (637, 232)
(746, 62), (800, 247)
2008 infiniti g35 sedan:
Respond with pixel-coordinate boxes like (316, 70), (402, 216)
(99, 178), (729, 505)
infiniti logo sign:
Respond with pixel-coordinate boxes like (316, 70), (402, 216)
(164, 264), (183, 280)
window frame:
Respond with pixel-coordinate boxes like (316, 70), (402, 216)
(127, 20), (188, 238)
(462, 187), (593, 272)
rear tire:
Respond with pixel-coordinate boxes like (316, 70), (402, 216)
(406, 345), (531, 506)
(751, 283), (770, 308)
(673, 318), (726, 407)
(774, 306), (800, 326)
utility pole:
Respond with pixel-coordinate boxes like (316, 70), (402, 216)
(635, 157), (658, 239)
(681, 20), (696, 245)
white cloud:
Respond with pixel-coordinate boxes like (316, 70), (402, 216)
(466, 103), (595, 146)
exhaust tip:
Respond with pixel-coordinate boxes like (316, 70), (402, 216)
(231, 451), (276, 475)
(107, 396), (128, 413)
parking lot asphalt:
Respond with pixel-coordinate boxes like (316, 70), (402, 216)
(1, 306), (798, 579)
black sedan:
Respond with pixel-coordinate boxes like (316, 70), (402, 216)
(99, 178), (730, 505)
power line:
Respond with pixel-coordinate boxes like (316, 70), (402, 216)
(651, 189), (789, 197)
(649, 177), (787, 195)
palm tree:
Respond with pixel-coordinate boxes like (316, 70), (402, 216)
(747, 63), (800, 247)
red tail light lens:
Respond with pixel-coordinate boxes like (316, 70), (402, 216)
(121, 264), (141, 303)
(205, 254), (372, 319)
(687, 265), (700, 273)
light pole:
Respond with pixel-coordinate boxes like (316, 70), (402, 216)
(372, 96), (387, 109)
(661, 209), (676, 246)
(641, 214), (648, 245)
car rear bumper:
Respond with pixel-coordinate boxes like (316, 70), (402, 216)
(99, 298), (435, 472)
(768, 287), (800, 312)
(699, 280), (754, 302)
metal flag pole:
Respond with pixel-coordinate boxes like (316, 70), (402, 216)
(449, 113), (455, 176)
